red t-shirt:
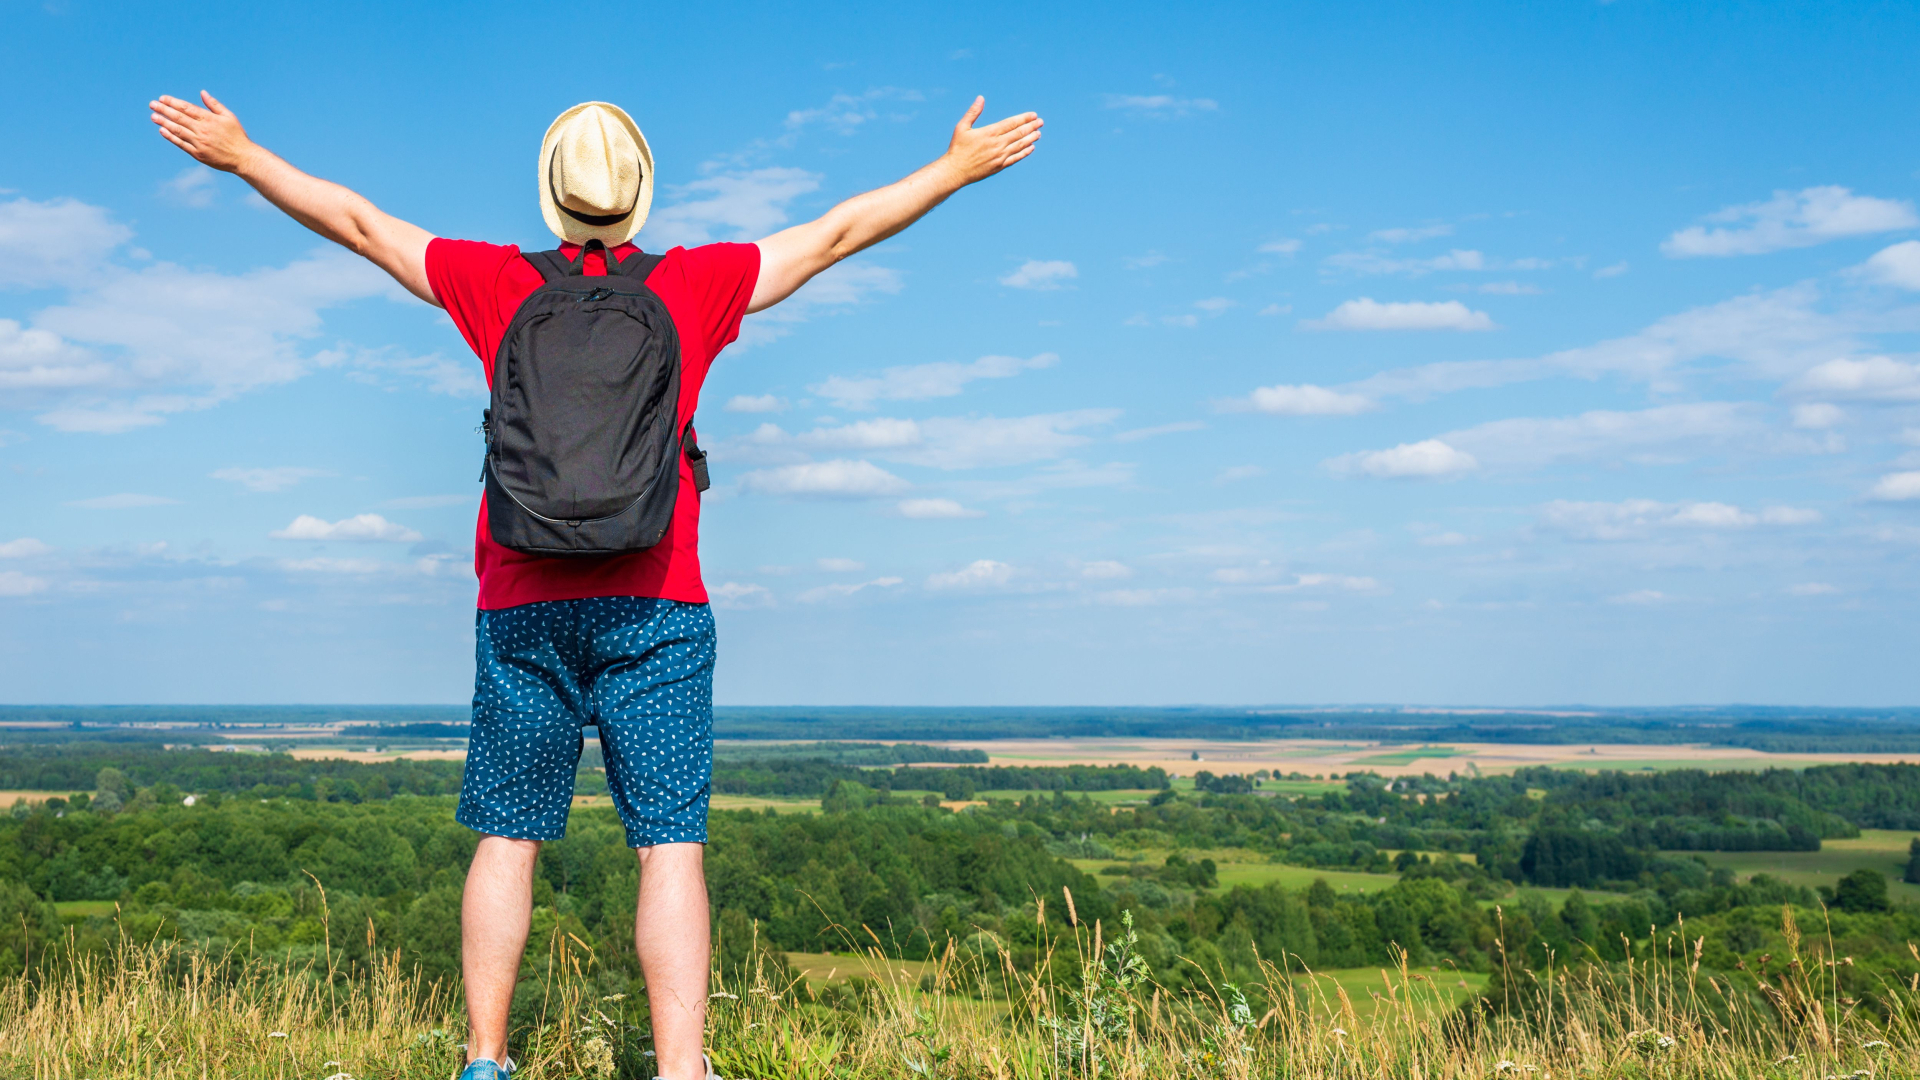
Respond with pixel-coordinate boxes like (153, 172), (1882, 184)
(426, 238), (760, 610)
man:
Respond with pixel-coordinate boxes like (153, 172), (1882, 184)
(148, 90), (1042, 1079)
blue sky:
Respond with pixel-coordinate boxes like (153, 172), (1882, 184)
(3, 1), (1919, 706)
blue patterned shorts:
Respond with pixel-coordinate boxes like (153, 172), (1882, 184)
(458, 597), (715, 848)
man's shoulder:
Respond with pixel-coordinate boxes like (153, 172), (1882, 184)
(651, 241), (759, 281)
(430, 238), (526, 267)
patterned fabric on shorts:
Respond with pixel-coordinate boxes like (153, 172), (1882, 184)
(458, 597), (715, 848)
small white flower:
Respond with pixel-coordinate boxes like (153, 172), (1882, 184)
(1863, 1041), (1890, 1050)
(708, 991), (739, 1000)
(1495, 1062), (1517, 1074)
(1330, 1027), (1348, 1038)
(322, 1073), (353, 1080)
(267, 1032), (288, 1039)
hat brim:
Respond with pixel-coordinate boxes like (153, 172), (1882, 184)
(538, 102), (654, 246)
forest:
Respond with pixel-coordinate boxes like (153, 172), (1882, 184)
(9, 745), (1920, 1021)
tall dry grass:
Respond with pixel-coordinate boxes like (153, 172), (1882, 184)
(6, 896), (1920, 1079)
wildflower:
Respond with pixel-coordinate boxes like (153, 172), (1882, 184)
(1863, 1041), (1890, 1050)
(1776, 1055), (1799, 1065)
(267, 1032), (288, 1039)
(1495, 1061), (1517, 1074)
(709, 991), (739, 1000)
(322, 1073), (353, 1080)
(1330, 1027), (1348, 1038)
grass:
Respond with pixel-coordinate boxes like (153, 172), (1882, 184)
(1069, 854), (1397, 896)
(7, 904), (1919, 1079)
(1691, 828), (1920, 904)
(1354, 746), (1471, 767)
(52, 900), (116, 921)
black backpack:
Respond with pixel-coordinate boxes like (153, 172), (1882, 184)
(480, 239), (710, 557)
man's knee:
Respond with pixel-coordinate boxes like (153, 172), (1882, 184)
(634, 840), (704, 871)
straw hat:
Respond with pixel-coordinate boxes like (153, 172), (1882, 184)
(537, 102), (654, 245)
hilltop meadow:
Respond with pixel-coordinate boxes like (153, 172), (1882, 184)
(9, 736), (1920, 1077)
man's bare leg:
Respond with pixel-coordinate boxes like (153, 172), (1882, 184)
(463, 835), (542, 1065)
(635, 843), (710, 1080)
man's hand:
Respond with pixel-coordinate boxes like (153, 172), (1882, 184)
(149, 92), (259, 173)
(748, 98), (1044, 314)
(938, 97), (1044, 187)
(148, 90), (438, 306)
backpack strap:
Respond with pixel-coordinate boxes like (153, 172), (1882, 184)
(681, 423), (710, 493)
(523, 238), (619, 282)
(608, 248), (665, 282)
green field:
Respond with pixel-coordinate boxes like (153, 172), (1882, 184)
(1069, 854), (1398, 896)
(1354, 746), (1471, 767)
(53, 900), (116, 920)
(1690, 828), (1920, 904)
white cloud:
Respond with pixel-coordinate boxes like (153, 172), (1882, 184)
(784, 88), (924, 137)
(1324, 249), (1486, 276)
(1475, 281), (1541, 295)
(1258, 239), (1301, 255)
(331, 347), (486, 398)
(1113, 421), (1206, 442)
(1349, 284), (1864, 401)
(643, 167), (821, 248)
(816, 557), (866, 572)
(278, 556), (390, 574)
(1537, 499), (1821, 539)
(211, 466), (331, 493)
(888, 411), (1117, 469)
(0, 570), (49, 596)
(725, 394), (788, 413)
(1326, 439), (1478, 479)
(270, 513), (423, 542)
(1868, 471), (1920, 501)
(1093, 587), (1196, 606)
(1257, 304), (1291, 317)
(1369, 225), (1453, 244)
(66, 493), (180, 509)
(158, 166), (219, 208)
(927, 559), (1013, 589)
(738, 261), (904, 347)
(8, 234), (407, 432)
(1102, 94), (1218, 117)
(1594, 262), (1629, 279)
(1193, 297), (1235, 315)
(1304, 298), (1495, 332)
(1609, 589), (1671, 605)
(1661, 186), (1918, 258)
(1433, 402), (1764, 471)
(1788, 582), (1838, 596)
(812, 353), (1056, 409)
(709, 582), (775, 610)
(0, 538), (52, 558)
(897, 498), (983, 519)
(799, 417), (923, 451)
(999, 260), (1078, 290)
(1215, 464), (1265, 484)
(1232, 383), (1376, 416)
(798, 576), (903, 603)
(737, 459), (910, 498)
(1079, 560), (1133, 580)
(778, 409), (1117, 471)
(1791, 403), (1846, 429)
(1861, 240), (1920, 289)
(1789, 356), (1920, 402)
(0, 197), (133, 287)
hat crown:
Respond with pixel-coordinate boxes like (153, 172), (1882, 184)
(550, 106), (641, 216)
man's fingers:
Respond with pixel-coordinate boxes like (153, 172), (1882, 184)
(982, 112), (1039, 136)
(200, 89), (229, 115)
(158, 94), (204, 120)
(957, 95), (986, 129)
(152, 100), (200, 129)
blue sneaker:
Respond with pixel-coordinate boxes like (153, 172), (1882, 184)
(456, 1059), (513, 1080)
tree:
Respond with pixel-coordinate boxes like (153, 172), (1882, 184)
(1832, 868), (1890, 913)
(1905, 837), (1920, 884)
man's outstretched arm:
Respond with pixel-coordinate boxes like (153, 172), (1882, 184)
(749, 97), (1043, 314)
(150, 91), (439, 306)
